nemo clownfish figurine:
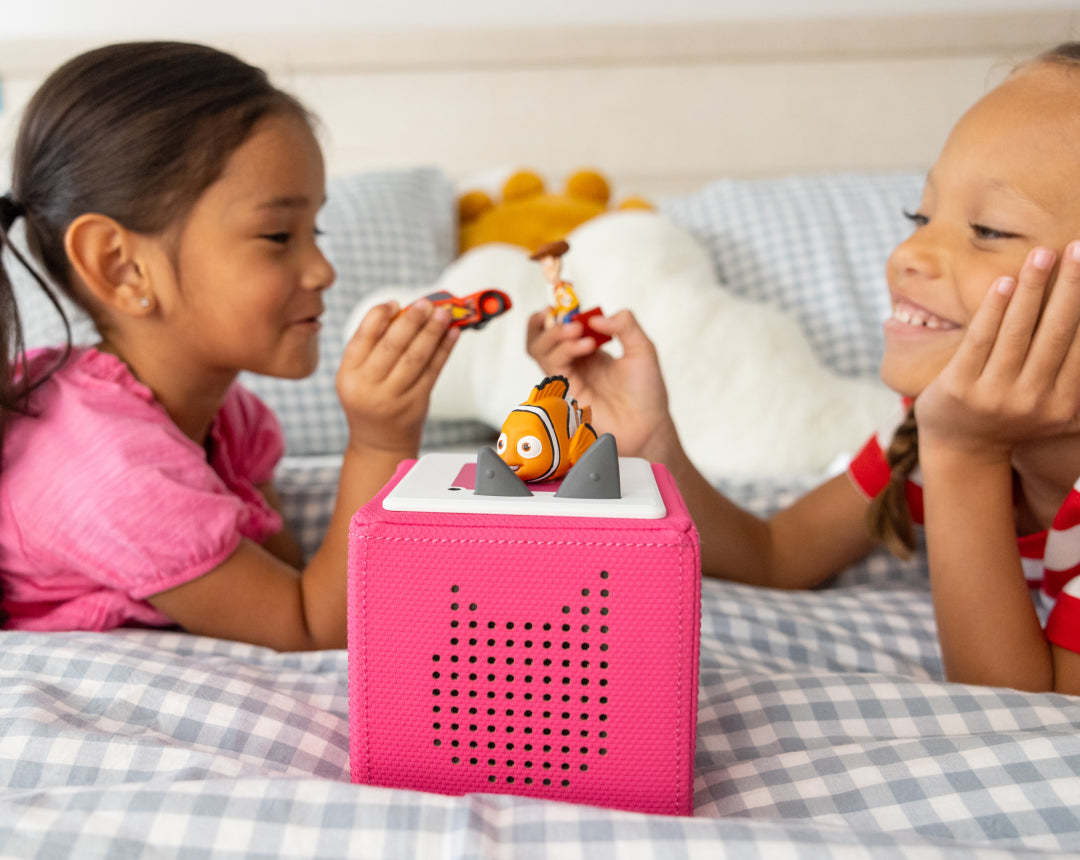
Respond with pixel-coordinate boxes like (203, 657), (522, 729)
(496, 375), (598, 483)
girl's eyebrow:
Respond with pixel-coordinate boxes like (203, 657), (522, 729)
(925, 168), (1051, 216)
(255, 196), (317, 211)
(983, 179), (1053, 215)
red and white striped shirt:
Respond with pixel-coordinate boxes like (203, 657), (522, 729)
(847, 402), (1080, 655)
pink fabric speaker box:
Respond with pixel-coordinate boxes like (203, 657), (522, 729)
(347, 453), (701, 815)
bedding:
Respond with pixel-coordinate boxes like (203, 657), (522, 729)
(2, 477), (1079, 858)
(4, 166), (1080, 858)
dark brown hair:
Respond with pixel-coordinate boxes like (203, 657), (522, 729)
(865, 404), (919, 559)
(866, 41), (1080, 558)
(0, 41), (312, 433)
(1034, 41), (1080, 68)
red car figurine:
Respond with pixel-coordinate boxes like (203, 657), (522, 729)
(400, 289), (513, 330)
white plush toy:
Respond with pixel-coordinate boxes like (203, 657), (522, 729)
(344, 211), (897, 480)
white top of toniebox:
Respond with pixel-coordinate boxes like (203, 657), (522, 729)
(382, 452), (666, 519)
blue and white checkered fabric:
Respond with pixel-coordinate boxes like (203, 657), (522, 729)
(660, 172), (925, 378)
(3, 474), (1079, 858)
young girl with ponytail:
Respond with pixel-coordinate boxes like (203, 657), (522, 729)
(0, 42), (458, 649)
(527, 43), (1080, 694)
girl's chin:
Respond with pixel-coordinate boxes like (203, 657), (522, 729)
(263, 356), (320, 380)
(878, 366), (928, 401)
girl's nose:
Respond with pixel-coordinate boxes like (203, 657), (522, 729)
(888, 230), (942, 281)
(304, 245), (336, 291)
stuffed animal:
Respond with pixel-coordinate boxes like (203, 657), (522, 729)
(344, 211), (897, 481)
(458, 168), (652, 255)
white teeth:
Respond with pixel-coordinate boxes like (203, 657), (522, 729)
(892, 304), (947, 329)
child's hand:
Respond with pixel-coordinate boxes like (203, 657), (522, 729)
(915, 242), (1080, 463)
(337, 299), (459, 455)
(526, 309), (676, 460)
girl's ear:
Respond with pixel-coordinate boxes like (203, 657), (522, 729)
(64, 213), (155, 315)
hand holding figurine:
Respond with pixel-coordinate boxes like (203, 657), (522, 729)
(338, 299), (459, 455)
(526, 309), (676, 462)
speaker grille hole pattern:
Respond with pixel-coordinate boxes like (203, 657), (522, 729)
(432, 570), (612, 788)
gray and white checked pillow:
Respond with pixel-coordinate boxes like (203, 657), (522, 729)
(660, 171), (925, 379)
(7, 166), (459, 456)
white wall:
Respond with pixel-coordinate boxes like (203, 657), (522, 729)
(1, 2), (1075, 185)
(2, 0), (1065, 38)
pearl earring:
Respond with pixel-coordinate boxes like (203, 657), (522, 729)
(139, 297), (151, 309)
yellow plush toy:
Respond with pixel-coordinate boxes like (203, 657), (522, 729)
(458, 168), (652, 255)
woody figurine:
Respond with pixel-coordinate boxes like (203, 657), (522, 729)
(530, 240), (579, 327)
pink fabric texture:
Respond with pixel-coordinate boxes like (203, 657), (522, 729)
(0, 347), (284, 632)
(348, 461), (701, 815)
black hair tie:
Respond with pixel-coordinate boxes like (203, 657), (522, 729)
(0, 192), (26, 234)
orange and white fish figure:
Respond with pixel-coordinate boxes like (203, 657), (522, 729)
(496, 375), (598, 483)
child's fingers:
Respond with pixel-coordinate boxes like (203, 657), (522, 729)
(982, 247), (1055, 379)
(596, 310), (658, 360)
(360, 299), (441, 380)
(379, 303), (457, 392)
(343, 301), (399, 365)
(1026, 242), (1080, 384)
(526, 312), (596, 371)
(1040, 242), (1080, 394)
(946, 275), (1017, 381)
(526, 313), (580, 350)
(412, 323), (460, 395)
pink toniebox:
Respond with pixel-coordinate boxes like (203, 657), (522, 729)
(347, 452), (701, 815)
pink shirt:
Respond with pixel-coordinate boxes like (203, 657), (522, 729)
(0, 347), (284, 632)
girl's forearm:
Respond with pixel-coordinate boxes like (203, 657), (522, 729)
(150, 441), (417, 651)
(258, 481), (306, 568)
(920, 445), (1053, 691)
(651, 425), (875, 589)
(301, 442), (415, 648)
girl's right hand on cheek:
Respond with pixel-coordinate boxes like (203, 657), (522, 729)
(336, 299), (458, 455)
(916, 241), (1080, 462)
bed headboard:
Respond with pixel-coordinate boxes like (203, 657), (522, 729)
(1, 8), (1077, 194)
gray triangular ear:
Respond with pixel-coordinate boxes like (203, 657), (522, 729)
(555, 434), (621, 499)
(474, 447), (533, 497)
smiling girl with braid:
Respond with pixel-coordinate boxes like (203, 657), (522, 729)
(527, 43), (1080, 694)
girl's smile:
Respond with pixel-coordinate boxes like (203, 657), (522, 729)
(879, 63), (1080, 399)
(886, 298), (960, 332)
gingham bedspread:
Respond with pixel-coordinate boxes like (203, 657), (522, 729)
(1, 472), (1078, 859)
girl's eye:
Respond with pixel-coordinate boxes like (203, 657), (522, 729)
(263, 228), (323, 244)
(902, 210), (928, 228)
(971, 223), (1018, 241)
